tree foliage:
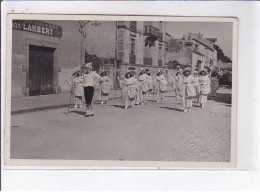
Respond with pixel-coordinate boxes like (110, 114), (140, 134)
(85, 51), (102, 72)
(213, 44), (232, 63)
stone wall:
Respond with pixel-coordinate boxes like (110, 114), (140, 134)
(12, 21), (81, 97)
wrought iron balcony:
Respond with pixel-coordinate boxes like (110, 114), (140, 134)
(144, 57), (152, 66)
(129, 54), (136, 64)
(130, 21), (137, 32)
(117, 21), (127, 29)
(118, 21), (137, 32)
(144, 25), (160, 39)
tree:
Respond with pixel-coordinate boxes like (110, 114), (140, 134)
(213, 44), (232, 63)
(85, 51), (102, 72)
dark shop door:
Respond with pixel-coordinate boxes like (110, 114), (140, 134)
(29, 45), (55, 96)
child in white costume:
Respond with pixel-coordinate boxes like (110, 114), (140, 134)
(118, 71), (138, 109)
(175, 71), (184, 97)
(137, 68), (150, 105)
(146, 71), (154, 98)
(71, 71), (84, 109)
(99, 70), (113, 105)
(182, 68), (196, 112)
(155, 69), (168, 102)
(199, 70), (211, 109)
(193, 70), (201, 105)
(82, 62), (101, 117)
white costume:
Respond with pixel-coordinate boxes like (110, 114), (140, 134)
(146, 75), (154, 97)
(71, 75), (84, 108)
(99, 75), (113, 104)
(182, 74), (196, 110)
(137, 73), (149, 104)
(199, 75), (211, 108)
(175, 74), (183, 97)
(119, 76), (138, 109)
(155, 73), (168, 102)
(193, 74), (200, 103)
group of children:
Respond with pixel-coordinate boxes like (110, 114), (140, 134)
(175, 67), (219, 112)
(70, 62), (113, 117)
(70, 62), (220, 117)
(117, 68), (168, 109)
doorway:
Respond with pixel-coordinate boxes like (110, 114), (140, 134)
(29, 45), (55, 96)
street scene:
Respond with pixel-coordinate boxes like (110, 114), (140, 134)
(9, 18), (234, 163)
(11, 87), (231, 162)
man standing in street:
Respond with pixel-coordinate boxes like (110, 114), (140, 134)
(82, 62), (101, 117)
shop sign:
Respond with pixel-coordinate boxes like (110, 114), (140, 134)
(12, 20), (62, 38)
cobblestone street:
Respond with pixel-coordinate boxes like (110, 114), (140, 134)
(11, 88), (232, 162)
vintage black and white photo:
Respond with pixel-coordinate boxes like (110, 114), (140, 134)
(5, 15), (237, 168)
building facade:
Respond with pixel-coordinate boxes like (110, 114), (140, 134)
(165, 33), (218, 74)
(165, 39), (192, 67)
(183, 33), (218, 70)
(116, 21), (168, 77)
(11, 20), (170, 111)
(12, 20), (82, 98)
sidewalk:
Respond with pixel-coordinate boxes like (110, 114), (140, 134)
(11, 89), (123, 114)
(11, 87), (231, 114)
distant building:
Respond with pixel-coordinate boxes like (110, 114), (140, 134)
(183, 33), (217, 70)
(165, 39), (192, 68)
(165, 33), (218, 73)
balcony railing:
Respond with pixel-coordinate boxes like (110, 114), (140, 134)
(144, 25), (160, 39)
(144, 57), (152, 66)
(129, 54), (136, 64)
(117, 21), (127, 29)
(130, 21), (137, 32)
(158, 59), (162, 67)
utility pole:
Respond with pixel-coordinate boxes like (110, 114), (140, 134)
(115, 21), (119, 89)
(79, 21), (90, 68)
(79, 21), (102, 70)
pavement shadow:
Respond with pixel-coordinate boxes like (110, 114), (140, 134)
(63, 111), (75, 116)
(160, 106), (184, 112)
(111, 105), (125, 109)
(72, 110), (86, 116)
(147, 100), (157, 102)
(215, 93), (232, 104)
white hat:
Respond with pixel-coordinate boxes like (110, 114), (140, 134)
(184, 67), (191, 72)
(83, 62), (93, 69)
(194, 70), (199, 74)
(140, 67), (144, 72)
(157, 69), (162, 73)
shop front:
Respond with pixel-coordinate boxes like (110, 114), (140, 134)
(11, 20), (81, 112)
